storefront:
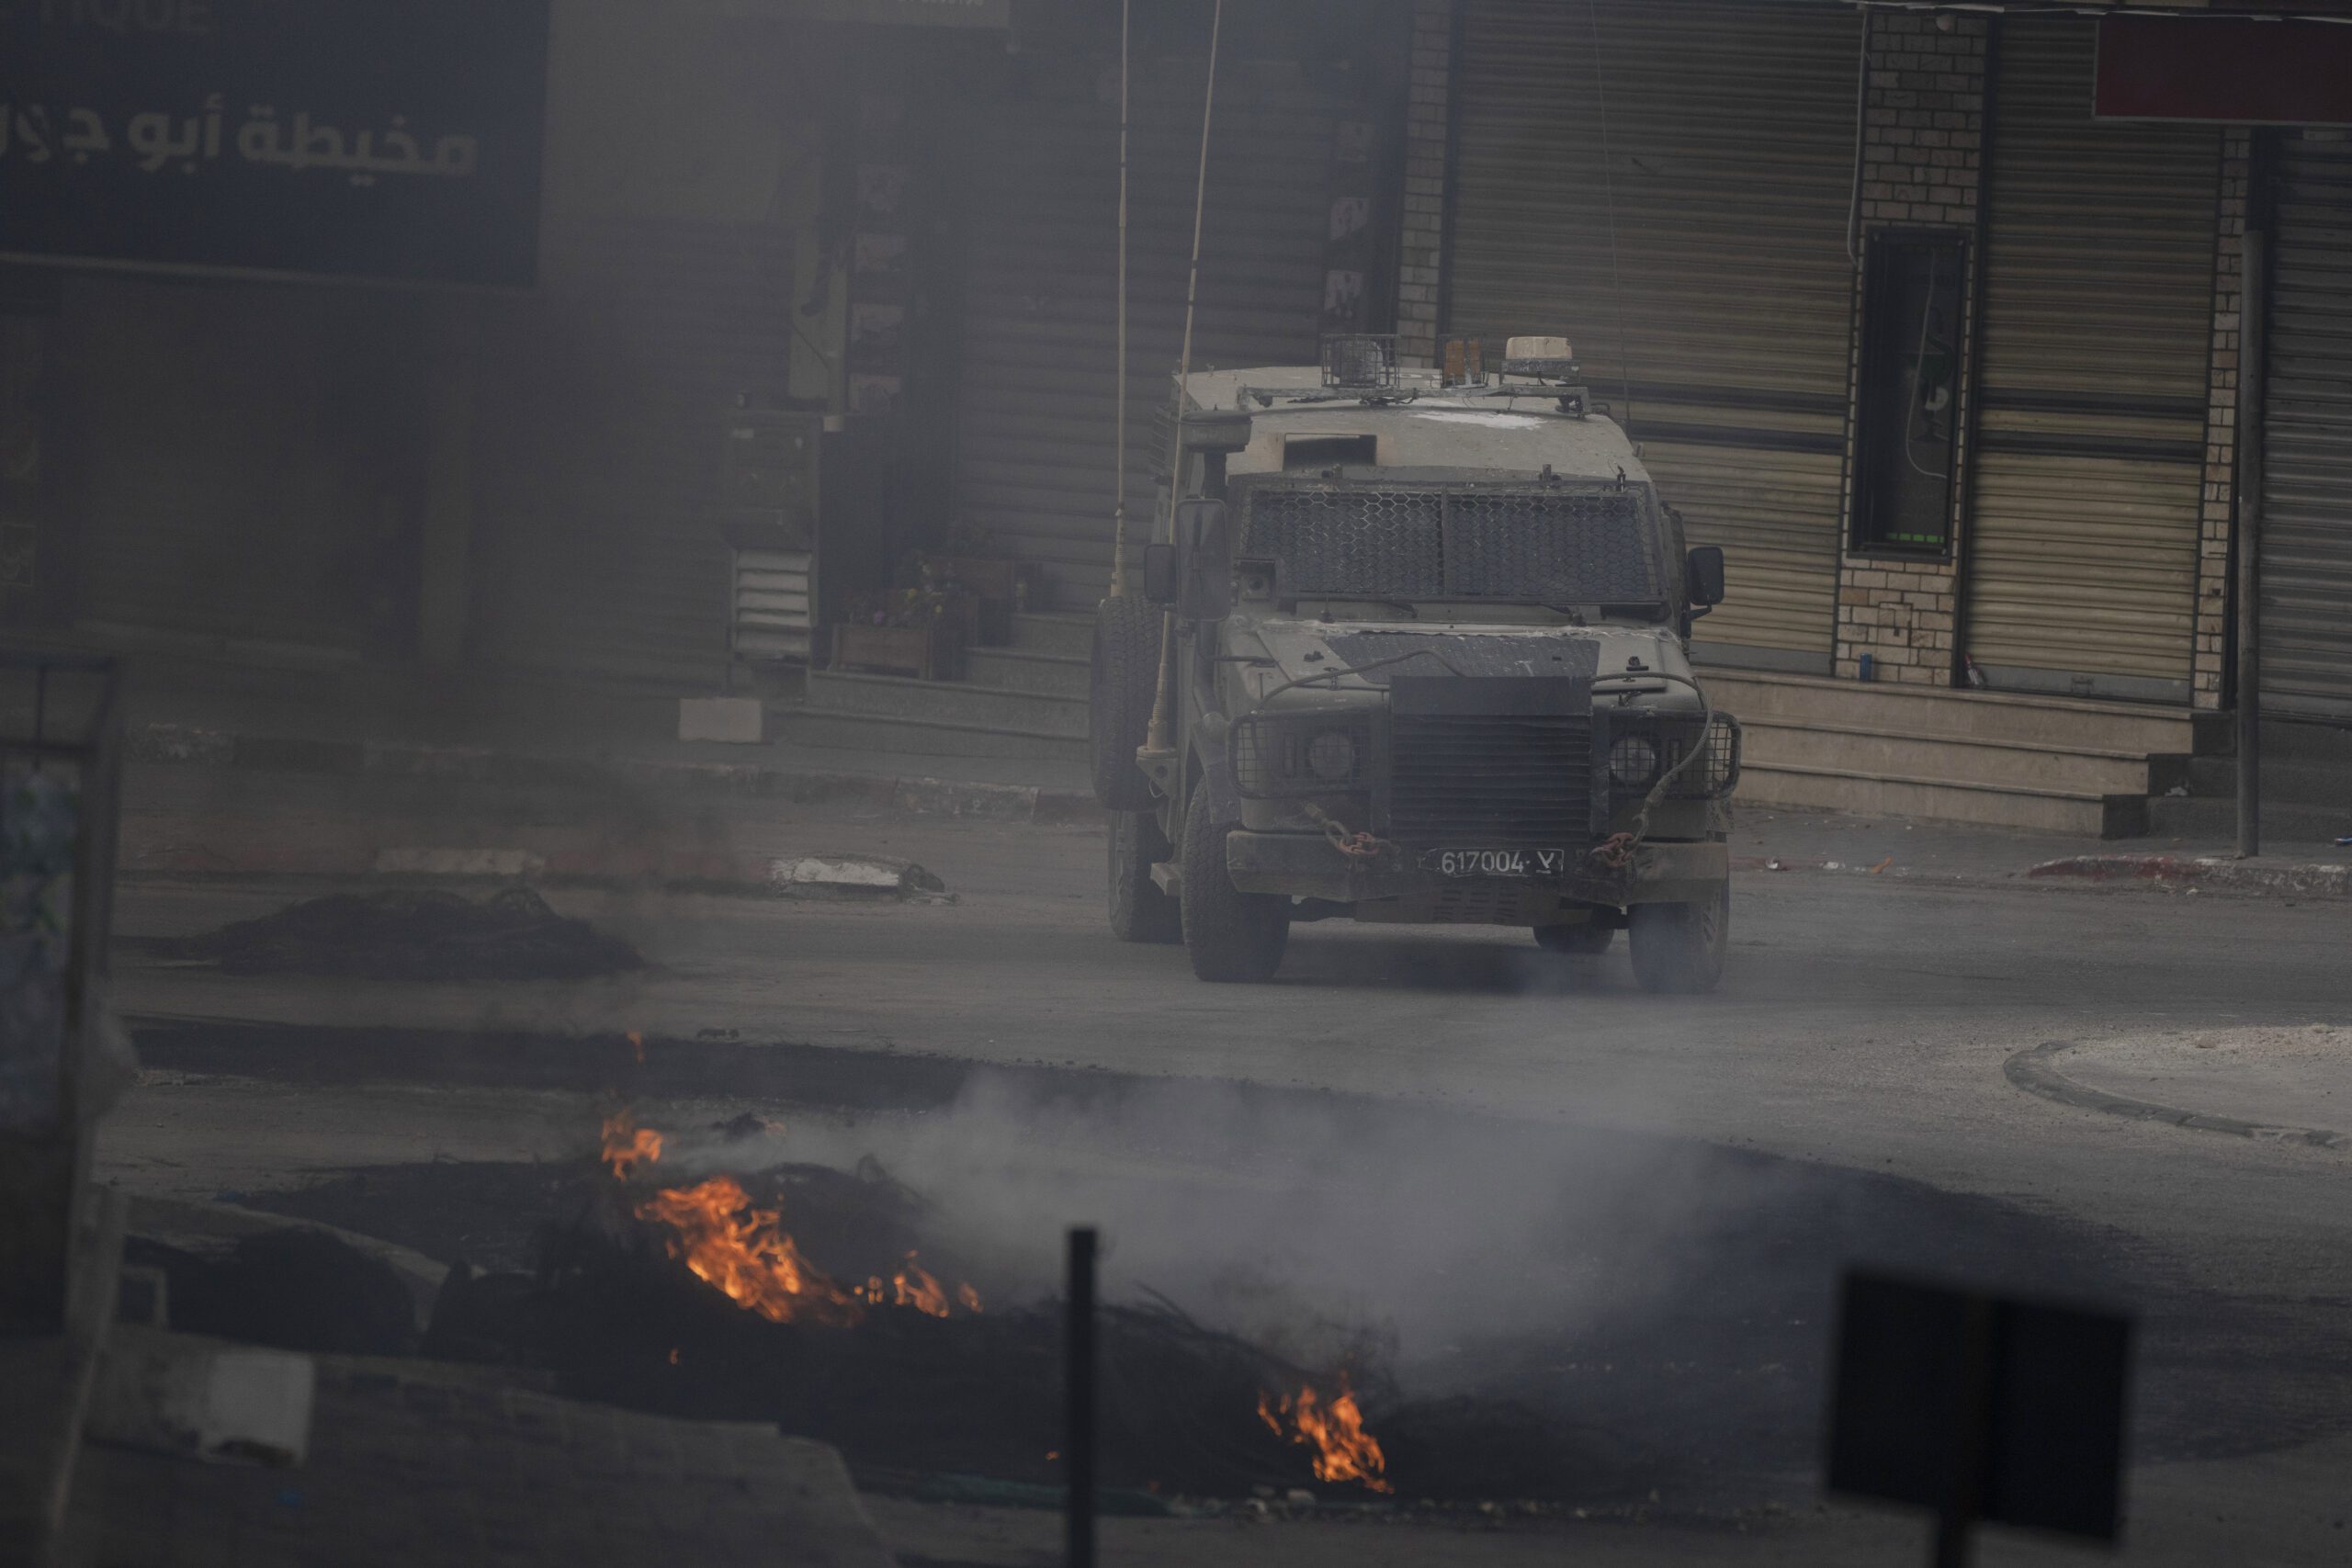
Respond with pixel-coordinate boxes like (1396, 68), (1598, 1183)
(1443, 0), (1862, 672)
(942, 2), (1405, 610)
(2258, 131), (2352, 724)
(1962, 16), (2219, 704)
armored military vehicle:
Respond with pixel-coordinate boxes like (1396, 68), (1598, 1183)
(1090, 338), (1738, 991)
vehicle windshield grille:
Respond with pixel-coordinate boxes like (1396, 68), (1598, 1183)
(1241, 483), (1660, 603)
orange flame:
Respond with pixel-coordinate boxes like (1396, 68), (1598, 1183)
(1258, 1378), (1392, 1494)
(633, 1175), (865, 1325)
(602, 1111), (663, 1179)
(605, 1115), (983, 1325)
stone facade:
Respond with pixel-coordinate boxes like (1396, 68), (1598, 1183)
(2194, 128), (2253, 710)
(1394, 0), (1453, 367)
(1832, 10), (1988, 687)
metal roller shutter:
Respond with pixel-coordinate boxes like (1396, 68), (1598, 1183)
(948, 56), (1342, 609)
(472, 216), (796, 687)
(2259, 134), (2352, 723)
(1446, 0), (1860, 671)
(1963, 17), (2216, 703)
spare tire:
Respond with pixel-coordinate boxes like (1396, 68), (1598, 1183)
(1090, 595), (1163, 810)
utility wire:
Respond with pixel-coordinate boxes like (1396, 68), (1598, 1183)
(1586, 1), (1634, 437)
(1108, 0), (1132, 597)
(1144, 0), (1224, 756)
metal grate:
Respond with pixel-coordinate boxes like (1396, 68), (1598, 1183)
(1445, 491), (1657, 600)
(1243, 483), (1658, 602)
(1387, 715), (1591, 844)
(1666, 714), (1742, 800)
(1250, 487), (1444, 597)
(1232, 712), (1373, 797)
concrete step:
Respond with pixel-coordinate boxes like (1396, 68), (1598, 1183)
(1701, 669), (2199, 755)
(2145, 792), (2352, 846)
(965, 646), (1090, 700)
(2182, 750), (2348, 803)
(770, 705), (1091, 764)
(1739, 718), (2157, 796)
(1737, 761), (2140, 838)
(804, 669), (1087, 738)
(1010, 612), (1094, 660)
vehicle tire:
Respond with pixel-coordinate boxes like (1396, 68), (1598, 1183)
(1627, 883), (1729, 994)
(1108, 809), (1182, 943)
(1532, 921), (1614, 956)
(1180, 786), (1289, 982)
(1090, 596), (1162, 811)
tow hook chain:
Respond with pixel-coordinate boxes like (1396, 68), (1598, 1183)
(1303, 804), (1386, 861)
(1587, 831), (1638, 872)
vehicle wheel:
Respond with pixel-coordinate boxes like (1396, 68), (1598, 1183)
(1180, 786), (1289, 982)
(1108, 809), (1182, 943)
(1090, 596), (1162, 811)
(1627, 884), (1729, 994)
(1532, 921), (1614, 956)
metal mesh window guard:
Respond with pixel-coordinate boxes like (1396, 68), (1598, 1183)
(1242, 484), (1660, 603)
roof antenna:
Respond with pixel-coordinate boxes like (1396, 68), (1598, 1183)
(1588, 0), (1635, 438)
(1107, 0), (1133, 596)
(1143, 0), (1224, 759)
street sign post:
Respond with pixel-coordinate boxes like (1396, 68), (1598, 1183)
(1826, 1269), (2132, 1568)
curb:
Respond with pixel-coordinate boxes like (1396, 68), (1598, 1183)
(2025, 853), (2352, 898)
(128, 722), (1104, 828)
(2004, 1039), (2349, 1150)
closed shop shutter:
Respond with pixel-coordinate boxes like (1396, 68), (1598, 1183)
(2259, 134), (2352, 723)
(57, 277), (425, 659)
(948, 55), (1342, 609)
(1447, 0), (1860, 672)
(1963, 17), (2215, 703)
(472, 216), (796, 687)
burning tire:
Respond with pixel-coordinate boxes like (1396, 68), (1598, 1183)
(1627, 883), (1729, 994)
(1532, 921), (1614, 956)
(1090, 595), (1162, 811)
(1108, 809), (1182, 943)
(1180, 787), (1289, 982)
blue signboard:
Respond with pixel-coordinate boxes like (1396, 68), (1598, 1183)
(0, 0), (549, 286)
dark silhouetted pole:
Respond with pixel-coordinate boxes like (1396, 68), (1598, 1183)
(1065, 1226), (1097, 1568)
(2236, 223), (2267, 861)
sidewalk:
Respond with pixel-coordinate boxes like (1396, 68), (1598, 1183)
(30, 643), (2346, 898)
(1730, 809), (2352, 898)
(13, 644), (1098, 821)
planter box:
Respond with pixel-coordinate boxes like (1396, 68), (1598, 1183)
(921, 556), (1037, 644)
(832, 621), (961, 681)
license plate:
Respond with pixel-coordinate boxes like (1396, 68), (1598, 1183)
(1419, 847), (1567, 878)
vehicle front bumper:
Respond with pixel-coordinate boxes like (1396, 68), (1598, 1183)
(1225, 830), (1727, 908)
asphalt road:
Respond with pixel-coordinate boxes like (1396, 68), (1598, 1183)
(99, 808), (2352, 1565)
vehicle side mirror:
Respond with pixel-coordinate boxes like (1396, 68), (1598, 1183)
(1686, 545), (1725, 608)
(1174, 499), (1233, 622)
(1142, 542), (1180, 605)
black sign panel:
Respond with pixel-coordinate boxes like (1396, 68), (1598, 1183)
(1826, 1270), (2132, 1543)
(0, 0), (548, 287)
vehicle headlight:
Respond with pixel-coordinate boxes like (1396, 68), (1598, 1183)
(1306, 728), (1358, 783)
(1609, 733), (1659, 788)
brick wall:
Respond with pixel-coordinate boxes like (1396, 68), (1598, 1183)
(1395, 0), (1452, 367)
(2193, 129), (2253, 711)
(1833, 11), (1988, 687)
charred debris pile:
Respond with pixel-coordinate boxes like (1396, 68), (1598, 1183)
(173, 886), (642, 980)
(413, 1113), (1614, 1507)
